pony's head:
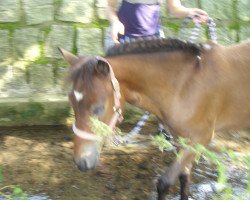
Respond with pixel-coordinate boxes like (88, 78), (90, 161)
(59, 48), (122, 171)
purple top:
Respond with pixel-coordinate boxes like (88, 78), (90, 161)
(118, 0), (161, 38)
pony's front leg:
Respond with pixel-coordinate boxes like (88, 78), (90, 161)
(157, 149), (195, 200)
(179, 163), (193, 200)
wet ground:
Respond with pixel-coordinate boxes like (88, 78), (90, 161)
(0, 123), (249, 200)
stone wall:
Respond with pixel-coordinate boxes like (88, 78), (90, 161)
(0, 0), (249, 126)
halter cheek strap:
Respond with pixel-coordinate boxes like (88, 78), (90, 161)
(72, 58), (123, 141)
(108, 61), (124, 128)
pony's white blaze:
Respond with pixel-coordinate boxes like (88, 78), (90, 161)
(74, 90), (84, 102)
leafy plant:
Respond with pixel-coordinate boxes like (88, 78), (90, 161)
(89, 117), (250, 198)
(90, 117), (113, 138)
(0, 168), (3, 183)
(152, 134), (174, 152)
(175, 137), (249, 199)
(0, 167), (28, 200)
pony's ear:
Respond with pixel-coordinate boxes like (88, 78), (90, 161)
(58, 47), (79, 66)
(95, 58), (110, 76)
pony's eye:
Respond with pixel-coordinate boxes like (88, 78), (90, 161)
(93, 105), (104, 116)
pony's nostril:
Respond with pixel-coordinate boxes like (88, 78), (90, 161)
(74, 157), (85, 171)
(75, 159), (88, 172)
(75, 158), (96, 172)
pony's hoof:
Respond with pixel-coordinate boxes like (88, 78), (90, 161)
(157, 177), (169, 200)
(180, 196), (188, 200)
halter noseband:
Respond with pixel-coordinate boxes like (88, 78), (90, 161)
(72, 57), (123, 141)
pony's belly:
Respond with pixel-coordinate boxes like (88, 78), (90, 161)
(216, 113), (250, 132)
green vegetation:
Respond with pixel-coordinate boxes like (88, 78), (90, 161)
(151, 134), (250, 198)
(90, 117), (113, 138)
(0, 99), (71, 126)
(177, 137), (250, 199)
(20, 103), (45, 119)
(152, 134), (173, 152)
(0, 168), (27, 200)
(0, 168), (3, 183)
(87, 117), (250, 199)
(0, 23), (24, 31)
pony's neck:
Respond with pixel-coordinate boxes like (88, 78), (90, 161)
(107, 52), (195, 118)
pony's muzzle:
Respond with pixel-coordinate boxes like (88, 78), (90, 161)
(74, 157), (97, 172)
(74, 142), (100, 172)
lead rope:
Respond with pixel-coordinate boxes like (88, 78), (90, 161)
(123, 111), (151, 144)
(189, 22), (202, 43)
(179, 16), (217, 43)
(207, 17), (217, 42)
(179, 17), (201, 42)
(113, 17), (217, 145)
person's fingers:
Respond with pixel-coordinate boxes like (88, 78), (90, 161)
(111, 26), (119, 43)
(192, 13), (208, 23)
(188, 8), (209, 23)
(111, 31), (119, 43)
(111, 20), (124, 43)
(195, 9), (208, 16)
(118, 22), (125, 35)
(194, 15), (207, 23)
(113, 38), (120, 44)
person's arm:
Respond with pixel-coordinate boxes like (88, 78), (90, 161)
(106, 0), (119, 23)
(106, 0), (124, 43)
(167, 0), (208, 22)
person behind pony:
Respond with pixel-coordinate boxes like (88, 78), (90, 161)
(105, 0), (208, 139)
(107, 0), (208, 43)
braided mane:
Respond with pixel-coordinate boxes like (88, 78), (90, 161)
(69, 38), (203, 89)
(106, 37), (201, 57)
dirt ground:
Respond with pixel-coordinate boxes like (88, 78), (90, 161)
(0, 123), (249, 200)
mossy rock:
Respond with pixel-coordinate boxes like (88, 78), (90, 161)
(0, 96), (71, 126)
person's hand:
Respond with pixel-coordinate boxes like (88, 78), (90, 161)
(111, 19), (124, 43)
(187, 8), (208, 23)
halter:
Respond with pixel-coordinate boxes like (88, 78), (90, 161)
(72, 57), (123, 141)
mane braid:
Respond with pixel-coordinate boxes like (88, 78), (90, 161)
(105, 37), (201, 57)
